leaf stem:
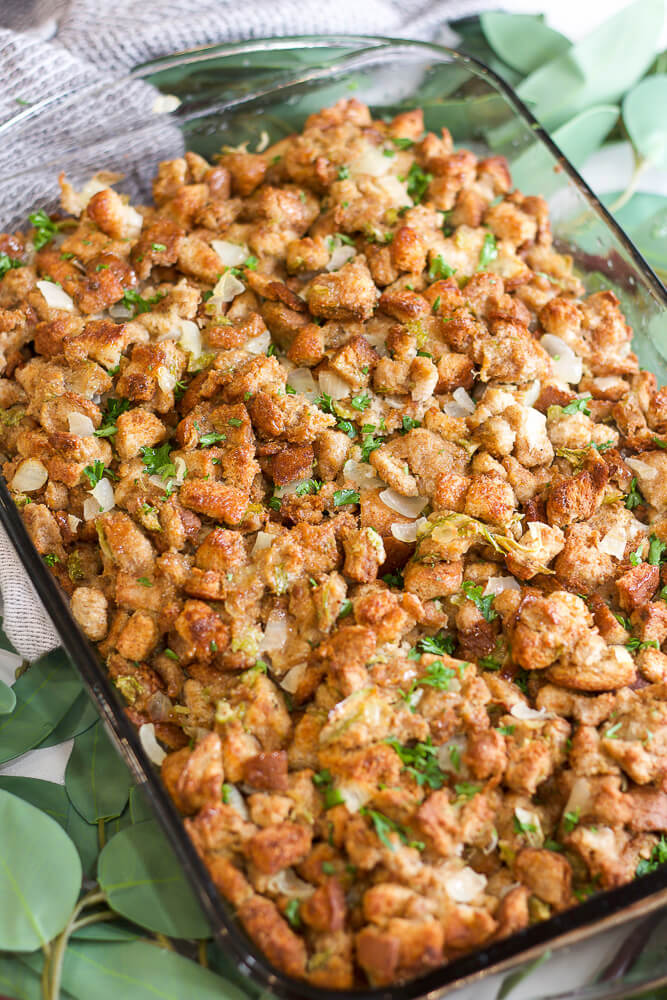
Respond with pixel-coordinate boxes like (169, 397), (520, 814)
(41, 942), (51, 1000)
(48, 890), (110, 1000)
(198, 939), (209, 967)
(154, 932), (175, 951)
(70, 909), (116, 933)
(98, 818), (106, 850)
(607, 153), (651, 214)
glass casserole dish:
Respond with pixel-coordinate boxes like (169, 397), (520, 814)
(1, 34), (667, 1000)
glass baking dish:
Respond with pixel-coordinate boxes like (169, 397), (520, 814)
(1, 34), (666, 1000)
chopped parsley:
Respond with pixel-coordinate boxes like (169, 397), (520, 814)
(28, 209), (61, 250)
(336, 419), (356, 439)
(513, 814), (537, 835)
(384, 737), (445, 789)
(337, 165), (350, 180)
(360, 808), (424, 852)
(121, 288), (166, 315)
(333, 489), (360, 506)
(400, 415), (421, 433)
(151, 242), (167, 252)
(382, 570), (404, 589)
(625, 478), (644, 510)
(94, 396), (130, 438)
(428, 255), (456, 280)
(391, 137), (414, 150)
(626, 637), (659, 653)
(164, 649), (179, 661)
(140, 442), (175, 480)
(350, 392), (371, 412)
(312, 769), (344, 809)
(137, 577), (152, 587)
(603, 721), (623, 739)
(43, 553), (59, 567)
(399, 659), (458, 710)
(295, 479), (323, 496)
(629, 543), (643, 566)
(228, 417), (243, 427)
(0, 253), (24, 279)
(563, 807), (581, 833)
(496, 724), (516, 736)
(360, 430), (383, 462)
(285, 899), (301, 928)
(477, 232), (498, 270)
(636, 835), (667, 876)
(199, 430), (227, 447)
(648, 534), (666, 565)
(82, 460), (115, 487)
(461, 580), (498, 622)
(454, 782), (480, 801)
(405, 163), (433, 204)
(652, 437), (667, 449)
(417, 632), (455, 656)
(338, 599), (353, 619)
(479, 655), (501, 671)
(315, 393), (334, 414)
(562, 394), (592, 416)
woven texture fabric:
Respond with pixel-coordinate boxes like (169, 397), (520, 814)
(0, 0), (483, 658)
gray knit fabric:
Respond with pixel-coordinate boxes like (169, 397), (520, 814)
(0, 0), (483, 657)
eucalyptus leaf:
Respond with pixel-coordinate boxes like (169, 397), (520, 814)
(516, 0), (664, 129)
(0, 955), (45, 1000)
(481, 12), (570, 76)
(0, 789), (81, 951)
(58, 940), (249, 1000)
(0, 676), (16, 714)
(36, 690), (99, 748)
(71, 920), (141, 942)
(128, 784), (154, 825)
(510, 105), (619, 196)
(65, 720), (133, 823)
(0, 776), (100, 876)
(97, 819), (209, 938)
(621, 203), (667, 278)
(623, 74), (667, 167)
(0, 648), (82, 764)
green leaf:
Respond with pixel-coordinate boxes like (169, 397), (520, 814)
(607, 191), (667, 279)
(50, 940), (249, 1000)
(516, 0), (664, 129)
(0, 648), (83, 764)
(35, 690), (98, 748)
(71, 920), (141, 942)
(510, 105), (619, 196)
(1, 954), (78, 1000)
(0, 789), (81, 950)
(97, 819), (209, 938)
(623, 74), (667, 167)
(481, 12), (570, 76)
(65, 720), (133, 823)
(0, 776), (99, 876)
(0, 676), (16, 713)
(496, 950), (551, 1000)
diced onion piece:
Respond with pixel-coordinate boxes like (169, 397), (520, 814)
(326, 244), (356, 272)
(510, 701), (554, 721)
(382, 395), (406, 409)
(245, 329), (271, 356)
(391, 516), (428, 543)
(255, 131), (270, 153)
(260, 609), (288, 652)
(148, 691), (173, 722)
(265, 868), (315, 899)
(176, 319), (202, 360)
(483, 576), (520, 597)
(599, 521), (629, 559)
(67, 514), (81, 532)
(626, 457), (657, 480)
(36, 280), (75, 312)
(152, 94), (181, 114)
(375, 174), (412, 206)
(224, 783), (249, 820)
(337, 781), (371, 814)
(85, 477), (115, 518)
(120, 204), (143, 240)
(380, 488), (427, 519)
(211, 271), (245, 305)
(280, 662), (308, 693)
(343, 460), (383, 490)
(156, 366), (177, 394)
(364, 329), (388, 357)
(139, 723), (166, 765)
(523, 379), (541, 407)
(252, 531), (274, 555)
(109, 301), (134, 320)
(514, 806), (543, 845)
(436, 736), (466, 772)
(287, 367), (318, 399)
(444, 398), (472, 418)
(318, 370), (350, 401)
(11, 458), (48, 492)
(452, 387), (475, 414)
(67, 412), (95, 437)
(349, 146), (392, 178)
(593, 376), (622, 390)
(275, 479), (308, 498)
(211, 240), (249, 268)
(540, 334), (582, 384)
(445, 867), (487, 903)
(565, 776), (592, 816)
